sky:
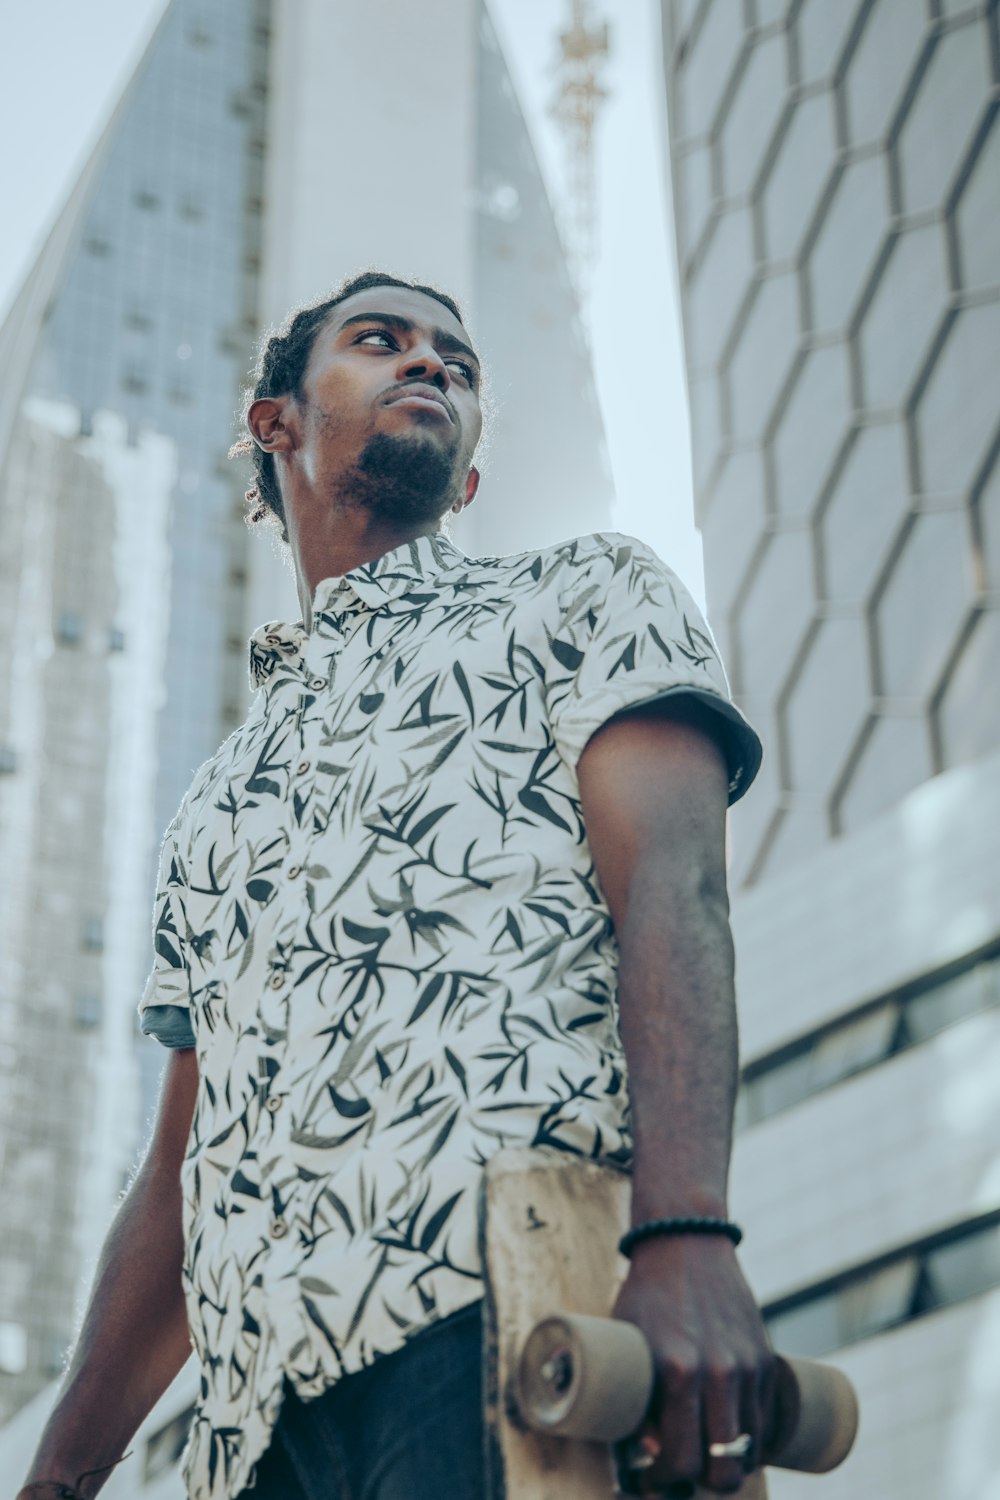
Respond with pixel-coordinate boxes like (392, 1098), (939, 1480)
(0, 0), (703, 603)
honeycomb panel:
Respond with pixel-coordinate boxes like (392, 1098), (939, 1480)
(842, 0), (930, 146)
(688, 370), (725, 492)
(876, 509), (973, 700)
(916, 302), (1000, 496)
(976, 452), (1000, 589)
(895, 17), (992, 217)
(677, 0), (747, 140)
(955, 116), (1000, 292)
(836, 713), (934, 833)
(820, 423), (911, 605)
(856, 224), (951, 410)
(687, 205), (756, 371)
(784, 616), (871, 798)
(754, 0), (791, 26)
(727, 272), (800, 443)
(806, 155), (888, 335)
(701, 448), (769, 619)
(937, 610), (1000, 766)
(676, 141), (715, 261)
(718, 31), (789, 196)
(760, 91), (838, 265)
(754, 803), (830, 881)
(771, 343), (853, 518)
(733, 526), (815, 700)
(795, 0), (865, 86)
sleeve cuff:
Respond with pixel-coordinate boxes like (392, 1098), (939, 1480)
(604, 684), (763, 805)
(140, 1004), (196, 1049)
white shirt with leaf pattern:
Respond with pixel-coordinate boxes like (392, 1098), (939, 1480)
(139, 529), (761, 1499)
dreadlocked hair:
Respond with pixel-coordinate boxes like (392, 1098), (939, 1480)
(230, 270), (465, 534)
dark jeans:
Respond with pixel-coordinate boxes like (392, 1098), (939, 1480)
(238, 1301), (486, 1500)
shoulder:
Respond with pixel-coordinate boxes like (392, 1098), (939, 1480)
(472, 532), (672, 605)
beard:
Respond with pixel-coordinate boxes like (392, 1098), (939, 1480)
(345, 429), (461, 527)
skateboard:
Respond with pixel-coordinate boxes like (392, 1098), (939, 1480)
(479, 1148), (859, 1500)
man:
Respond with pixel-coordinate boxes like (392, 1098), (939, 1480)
(19, 271), (772, 1500)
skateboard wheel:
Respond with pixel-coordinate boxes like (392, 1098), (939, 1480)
(767, 1356), (860, 1474)
(516, 1313), (654, 1442)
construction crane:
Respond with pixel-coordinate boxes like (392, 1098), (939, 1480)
(550, 0), (611, 294)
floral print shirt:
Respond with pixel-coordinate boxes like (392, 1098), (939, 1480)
(139, 530), (760, 1499)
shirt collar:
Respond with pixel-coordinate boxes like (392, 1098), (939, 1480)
(248, 531), (469, 690)
(312, 530), (468, 613)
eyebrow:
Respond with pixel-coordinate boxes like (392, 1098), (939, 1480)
(337, 311), (480, 372)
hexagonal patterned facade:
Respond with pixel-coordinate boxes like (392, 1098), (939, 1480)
(662, 0), (1000, 889)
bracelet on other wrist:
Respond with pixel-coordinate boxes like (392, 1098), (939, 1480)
(618, 1215), (744, 1259)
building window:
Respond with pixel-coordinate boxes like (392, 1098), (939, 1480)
(56, 611), (84, 646)
(124, 310), (152, 333)
(121, 369), (148, 396)
(74, 990), (102, 1029)
(0, 1322), (28, 1375)
(108, 627), (126, 652)
(41, 1334), (69, 1378)
(764, 1215), (1000, 1358)
(83, 236), (111, 258)
(133, 189), (160, 210)
(82, 916), (104, 953)
(178, 197), (203, 223)
(0, 746), (16, 775)
(736, 948), (1000, 1129)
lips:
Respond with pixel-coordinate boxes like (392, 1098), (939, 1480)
(383, 384), (454, 421)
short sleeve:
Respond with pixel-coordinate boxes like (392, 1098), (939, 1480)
(138, 815), (196, 1049)
(546, 534), (762, 804)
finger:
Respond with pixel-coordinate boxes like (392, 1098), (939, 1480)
(702, 1367), (746, 1494)
(746, 1358), (775, 1471)
(647, 1379), (703, 1494)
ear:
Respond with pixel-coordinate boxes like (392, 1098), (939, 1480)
(247, 396), (294, 453)
(453, 466), (480, 513)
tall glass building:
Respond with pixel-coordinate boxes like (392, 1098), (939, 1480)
(661, 3), (1000, 1495)
(0, 0), (611, 1431)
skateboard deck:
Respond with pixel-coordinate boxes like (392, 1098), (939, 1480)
(480, 1147), (769, 1500)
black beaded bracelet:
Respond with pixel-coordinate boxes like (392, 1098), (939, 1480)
(619, 1215), (744, 1258)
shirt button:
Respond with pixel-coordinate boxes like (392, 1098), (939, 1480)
(287, 865), (302, 879)
(296, 759), (311, 775)
(270, 1217), (288, 1239)
(309, 677), (325, 691)
(265, 1095), (282, 1114)
(270, 973), (284, 990)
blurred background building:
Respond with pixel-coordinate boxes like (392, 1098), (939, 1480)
(0, 0), (611, 1435)
(661, 1), (1000, 1495)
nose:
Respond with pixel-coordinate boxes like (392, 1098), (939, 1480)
(398, 341), (450, 391)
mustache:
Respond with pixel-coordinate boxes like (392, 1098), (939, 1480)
(382, 380), (457, 424)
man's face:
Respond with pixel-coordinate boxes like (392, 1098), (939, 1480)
(292, 285), (483, 526)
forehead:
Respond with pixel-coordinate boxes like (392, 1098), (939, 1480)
(318, 284), (473, 353)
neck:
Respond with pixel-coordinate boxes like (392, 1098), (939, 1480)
(290, 504), (443, 629)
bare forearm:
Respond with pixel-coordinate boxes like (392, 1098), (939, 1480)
(617, 853), (738, 1224)
(22, 1159), (191, 1496)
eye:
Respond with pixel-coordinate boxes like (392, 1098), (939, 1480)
(446, 357), (477, 384)
(354, 329), (398, 349)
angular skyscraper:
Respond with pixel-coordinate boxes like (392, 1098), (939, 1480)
(661, 3), (1000, 1497)
(0, 0), (611, 1429)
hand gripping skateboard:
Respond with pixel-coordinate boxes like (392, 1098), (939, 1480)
(480, 1149), (859, 1500)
